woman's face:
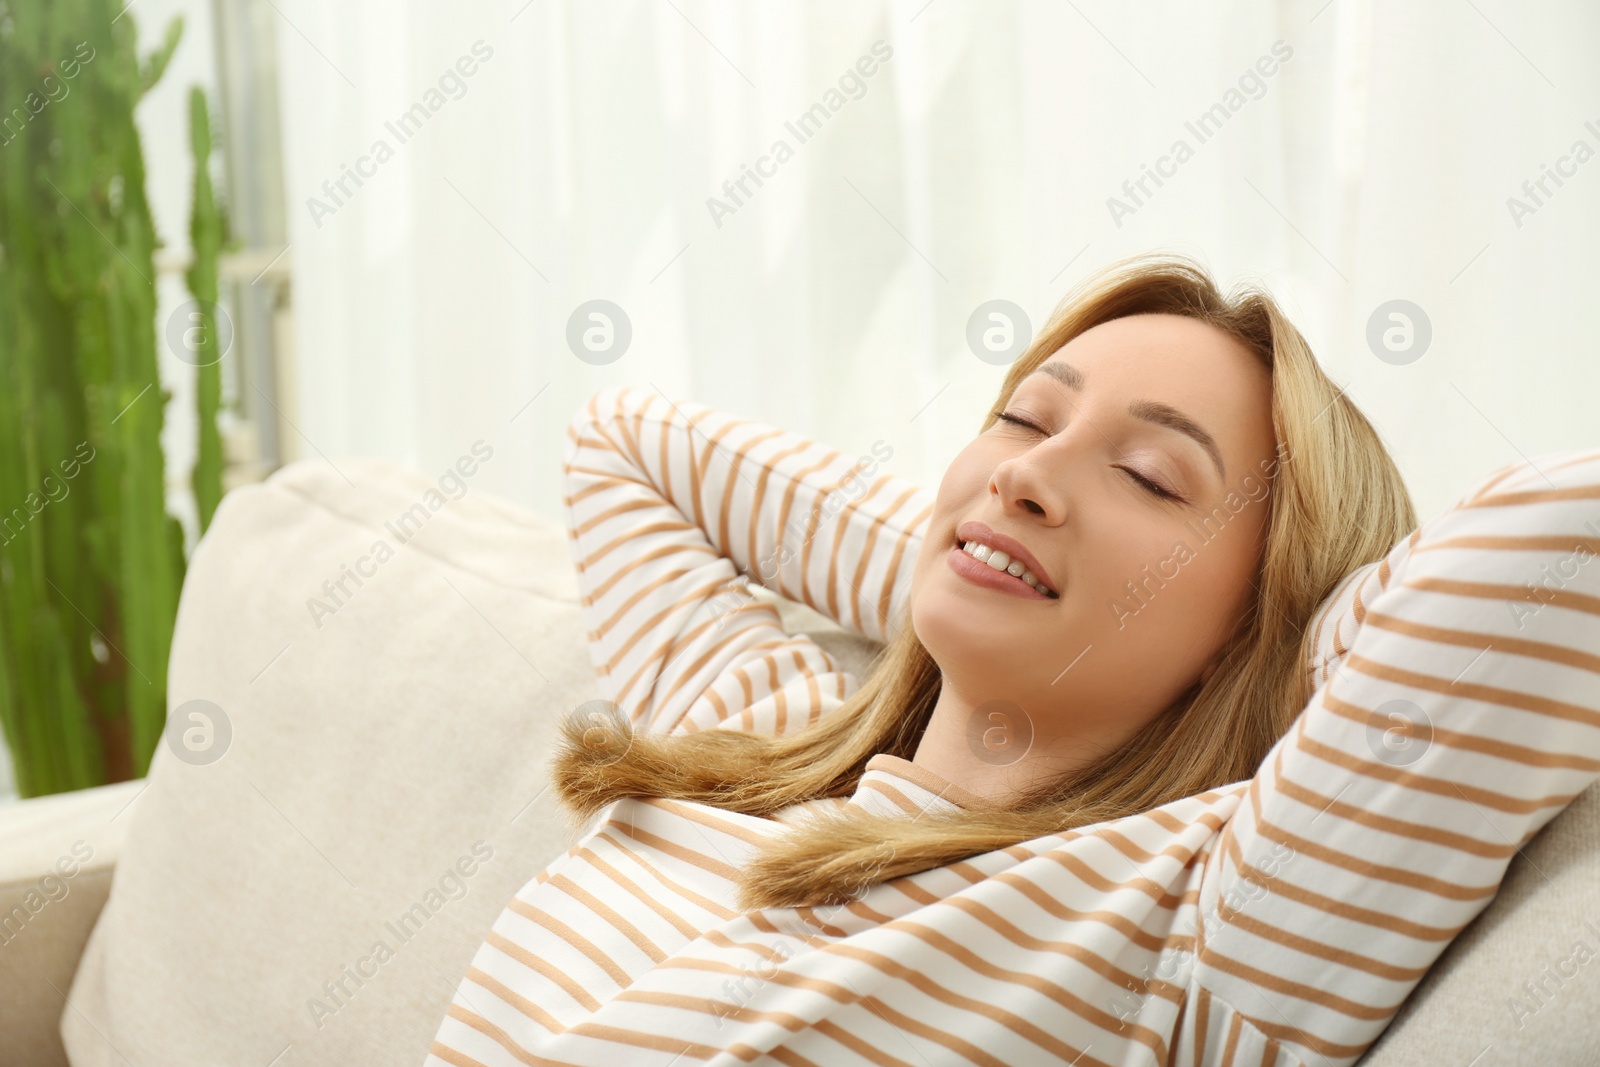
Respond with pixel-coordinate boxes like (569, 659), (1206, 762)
(909, 312), (1279, 762)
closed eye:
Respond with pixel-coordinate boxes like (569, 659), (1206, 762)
(1116, 465), (1181, 501)
(991, 409), (1184, 503)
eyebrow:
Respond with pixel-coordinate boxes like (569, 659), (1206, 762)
(1027, 360), (1228, 483)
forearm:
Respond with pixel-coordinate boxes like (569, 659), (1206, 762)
(564, 384), (930, 644)
(1188, 448), (1600, 1064)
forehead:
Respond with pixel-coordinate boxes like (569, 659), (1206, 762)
(1049, 314), (1256, 371)
(1028, 314), (1266, 395)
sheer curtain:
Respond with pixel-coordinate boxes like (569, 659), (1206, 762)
(270, 0), (1600, 527)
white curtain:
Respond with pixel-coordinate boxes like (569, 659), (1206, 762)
(2, 0), (1588, 799)
(269, 0), (1600, 527)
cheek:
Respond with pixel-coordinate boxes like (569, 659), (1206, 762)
(1093, 527), (1188, 593)
(1088, 526), (1219, 639)
(910, 509), (959, 603)
(919, 457), (988, 554)
(1115, 534), (1258, 644)
(1197, 542), (1265, 620)
(909, 531), (937, 597)
(938, 445), (992, 502)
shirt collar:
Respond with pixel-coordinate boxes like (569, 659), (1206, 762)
(846, 753), (991, 818)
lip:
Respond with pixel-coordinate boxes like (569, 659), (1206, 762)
(947, 545), (1055, 600)
(952, 521), (1059, 598)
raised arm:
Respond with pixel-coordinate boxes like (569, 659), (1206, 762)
(562, 384), (933, 736)
(1183, 449), (1600, 1064)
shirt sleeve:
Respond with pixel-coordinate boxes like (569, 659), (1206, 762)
(1185, 449), (1600, 1065)
(1301, 457), (1529, 693)
(561, 384), (933, 738)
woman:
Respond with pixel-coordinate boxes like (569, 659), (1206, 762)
(428, 253), (1600, 1066)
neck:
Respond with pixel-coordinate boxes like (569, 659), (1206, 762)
(909, 683), (1107, 807)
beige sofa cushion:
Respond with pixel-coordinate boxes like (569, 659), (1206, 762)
(58, 456), (1598, 1065)
(1355, 781), (1600, 1065)
(59, 458), (627, 1065)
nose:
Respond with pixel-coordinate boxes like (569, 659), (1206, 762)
(989, 441), (1069, 521)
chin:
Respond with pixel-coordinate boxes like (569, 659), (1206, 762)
(910, 592), (1005, 659)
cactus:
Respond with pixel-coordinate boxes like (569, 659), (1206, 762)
(0, 1), (197, 796)
(187, 84), (226, 534)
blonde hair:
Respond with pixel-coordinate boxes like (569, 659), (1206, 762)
(550, 251), (1417, 910)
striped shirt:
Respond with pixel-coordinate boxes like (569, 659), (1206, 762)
(428, 384), (1600, 1066)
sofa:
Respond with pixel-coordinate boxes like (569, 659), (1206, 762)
(1, 456), (1596, 1066)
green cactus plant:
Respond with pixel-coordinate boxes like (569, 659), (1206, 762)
(187, 84), (227, 534)
(0, 1), (228, 797)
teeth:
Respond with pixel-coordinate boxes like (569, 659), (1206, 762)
(960, 540), (1058, 598)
